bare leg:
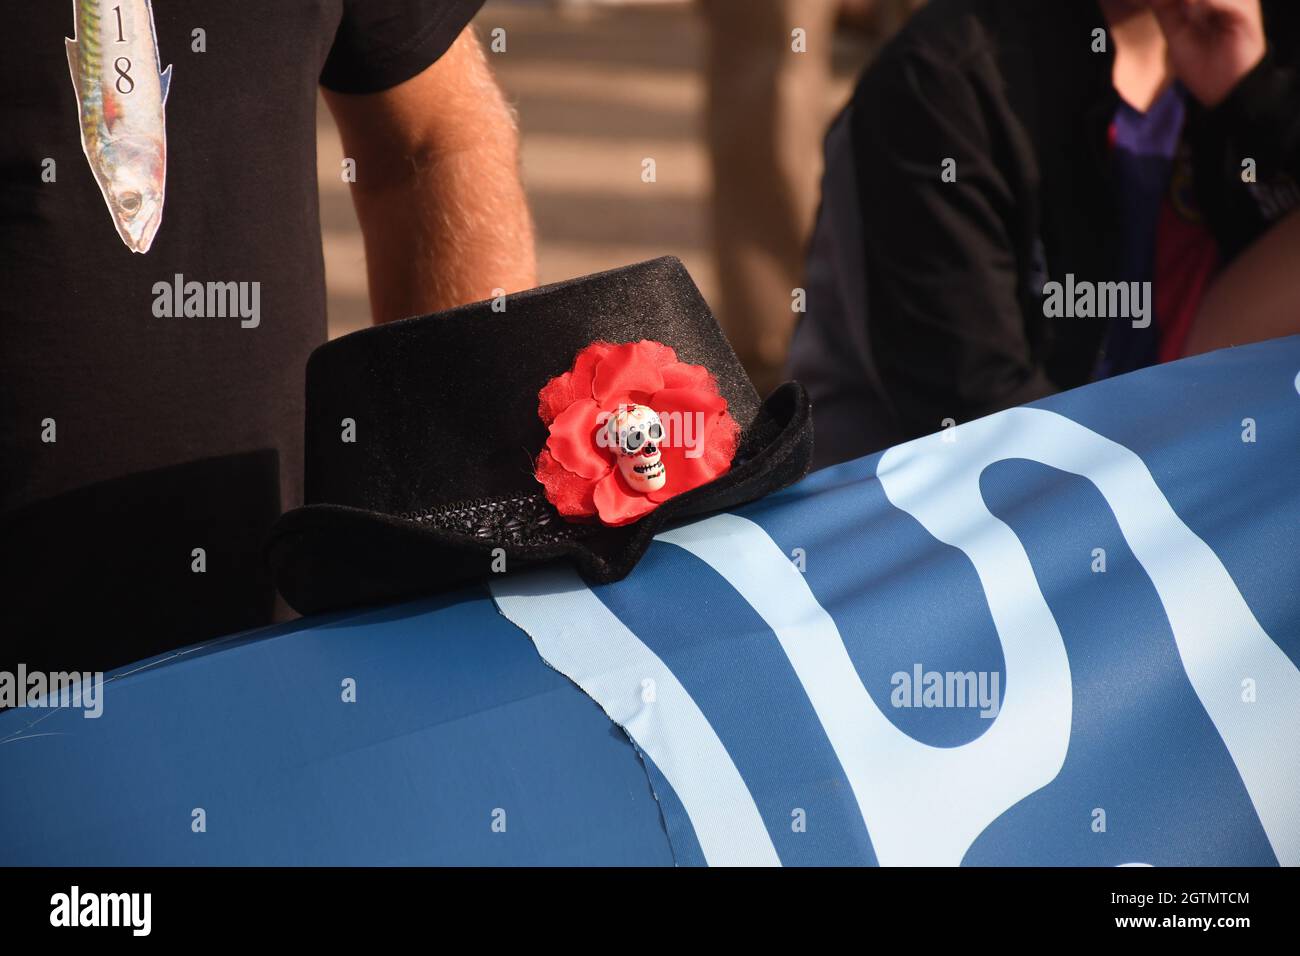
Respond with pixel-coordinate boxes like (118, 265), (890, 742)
(1183, 207), (1300, 356)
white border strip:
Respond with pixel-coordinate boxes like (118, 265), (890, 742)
(491, 565), (781, 866)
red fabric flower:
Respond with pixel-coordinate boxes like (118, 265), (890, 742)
(535, 340), (740, 526)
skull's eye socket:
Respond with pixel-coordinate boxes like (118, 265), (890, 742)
(647, 421), (663, 442)
(118, 191), (142, 217)
(623, 427), (645, 453)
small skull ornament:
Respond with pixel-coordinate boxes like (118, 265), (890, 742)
(607, 404), (666, 492)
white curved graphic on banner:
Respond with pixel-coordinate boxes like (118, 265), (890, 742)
(490, 568), (781, 867)
(661, 513), (1072, 866)
(874, 407), (1300, 866)
(668, 407), (1300, 866)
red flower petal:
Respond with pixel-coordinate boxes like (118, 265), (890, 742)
(538, 342), (615, 425)
(546, 398), (613, 480)
(535, 449), (597, 517)
(648, 385), (728, 470)
(648, 409), (739, 503)
(593, 469), (660, 526)
(651, 385), (728, 421)
(659, 360), (713, 391)
(637, 340), (680, 370)
(592, 342), (666, 407)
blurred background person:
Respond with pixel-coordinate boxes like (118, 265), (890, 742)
(700, 0), (923, 395)
(698, 0), (839, 397)
(789, 0), (1300, 469)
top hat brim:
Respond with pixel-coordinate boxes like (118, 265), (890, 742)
(269, 381), (811, 616)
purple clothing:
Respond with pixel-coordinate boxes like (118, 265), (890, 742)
(1093, 83), (1187, 379)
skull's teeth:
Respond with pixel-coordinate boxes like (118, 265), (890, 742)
(633, 462), (663, 476)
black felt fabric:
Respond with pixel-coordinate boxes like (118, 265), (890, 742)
(269, 257), (813, 615)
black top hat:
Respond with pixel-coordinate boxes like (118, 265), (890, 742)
(268, 257), (812, 615)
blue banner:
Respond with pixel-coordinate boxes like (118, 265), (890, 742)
(3, 337), (1298, 866)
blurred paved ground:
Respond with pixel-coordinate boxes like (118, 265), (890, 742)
(318, 0), (867, 338)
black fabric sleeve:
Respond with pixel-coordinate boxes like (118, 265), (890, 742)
(320, 0), (485, 95)
(1192, 6), (1300, 254)
(850, 42), (1054, 440)
(1215, 49), (1300, 178)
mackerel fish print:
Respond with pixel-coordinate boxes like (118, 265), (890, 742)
(66, 0), (172, 253)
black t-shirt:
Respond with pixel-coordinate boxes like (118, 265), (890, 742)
(1, 0), (482, 674)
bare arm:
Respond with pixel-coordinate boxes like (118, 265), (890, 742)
(323, 25), (536, 323)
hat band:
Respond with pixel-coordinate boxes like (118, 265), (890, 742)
(403, 492), (598, 547)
